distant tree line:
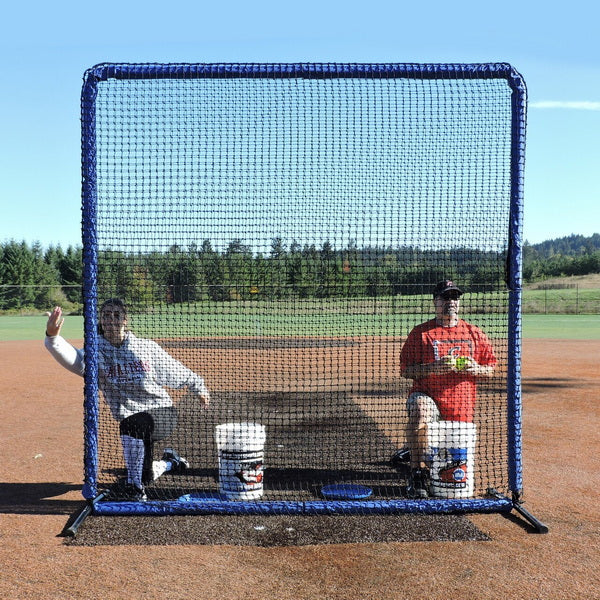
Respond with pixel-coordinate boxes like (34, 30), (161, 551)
(524, 233), (600, 258)
(95, 238), (504, 307)
(1, 238), (505, 310)
(0, 241), (81, 311)
(523, 234), (600, 281)
(1, 233), (599, 311)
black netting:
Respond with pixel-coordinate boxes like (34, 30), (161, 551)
(81, 63), (525, 511)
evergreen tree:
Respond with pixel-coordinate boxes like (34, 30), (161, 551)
(58, 245), (82, 302)
(200, 240), (228, 302)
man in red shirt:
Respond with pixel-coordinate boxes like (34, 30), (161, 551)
(399, 280), (496, 498)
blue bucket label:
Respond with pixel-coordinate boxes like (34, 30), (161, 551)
(430, 446), (469, 488)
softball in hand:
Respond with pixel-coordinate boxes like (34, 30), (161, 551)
(455, 356), (469, 371)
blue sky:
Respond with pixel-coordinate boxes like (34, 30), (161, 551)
(1, 0), (598, 248)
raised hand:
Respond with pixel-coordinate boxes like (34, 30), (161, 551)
(45, 306), (64, 337)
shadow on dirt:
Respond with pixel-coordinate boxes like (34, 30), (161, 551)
(522, 377), (593, 394)
(0, 482), (83, 515)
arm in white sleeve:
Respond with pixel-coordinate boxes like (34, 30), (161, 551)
(187, 374), (209, 396)
(44, 335), (85, 377)
(151, 342), (208, 394)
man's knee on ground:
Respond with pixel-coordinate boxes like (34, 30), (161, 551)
(407, 393), (439, 425)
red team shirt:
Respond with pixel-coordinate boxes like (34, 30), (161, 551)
(400, 319), (497, 422)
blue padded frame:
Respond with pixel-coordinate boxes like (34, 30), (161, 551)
(81, 62), (527, 515)
(80, 73), (100, 500)
(93, 497), (513, 516)
(506, 69), (528, 499)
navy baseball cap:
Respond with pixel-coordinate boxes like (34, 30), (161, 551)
(433, 280), (463, 298)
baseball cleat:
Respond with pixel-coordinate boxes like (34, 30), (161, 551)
(162, 448), (190, 472)
(111, 482), (147, 502)
(390, 447), (411, 468)
(406, 468), (430, 499)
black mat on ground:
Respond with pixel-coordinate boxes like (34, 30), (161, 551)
(86, 343), (491, 545)
(65, 513), (489, 546)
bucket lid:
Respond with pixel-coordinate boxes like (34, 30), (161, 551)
(216, 422), (265, 434)
(215, 422), (266, 447)
(320, 484), (373, 500)
(177, 492), (228, 502)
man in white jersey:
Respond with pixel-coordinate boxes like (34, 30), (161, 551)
(45, 298), (210, 501)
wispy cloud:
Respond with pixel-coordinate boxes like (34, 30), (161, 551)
(529, 101), (600, 111)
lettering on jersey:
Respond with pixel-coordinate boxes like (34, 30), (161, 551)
(433, 338), (474, 361)
(103, 360), (152, 382)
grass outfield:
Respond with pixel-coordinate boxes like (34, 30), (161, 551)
(1, 313), (598, 342)
(521, 314), (600, 339)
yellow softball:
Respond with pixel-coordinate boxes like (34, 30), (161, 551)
(455, 356), (469, 371)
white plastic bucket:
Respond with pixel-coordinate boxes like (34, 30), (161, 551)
(428, 420), (477, 499)
(215, 422), (266, 500)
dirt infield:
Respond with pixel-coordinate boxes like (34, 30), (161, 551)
(1, 338), (599, 599)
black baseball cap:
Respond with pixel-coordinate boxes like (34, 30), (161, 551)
(433, 280), (463, 298)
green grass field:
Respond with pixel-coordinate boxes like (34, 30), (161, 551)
(1, 312), (598, 342)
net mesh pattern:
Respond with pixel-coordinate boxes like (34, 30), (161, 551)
(82, 64), (524, 508)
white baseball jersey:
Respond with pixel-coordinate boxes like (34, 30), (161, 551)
(45, 332), (208, 421)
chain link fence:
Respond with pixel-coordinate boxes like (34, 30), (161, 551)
(1, 283), (599, 315)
